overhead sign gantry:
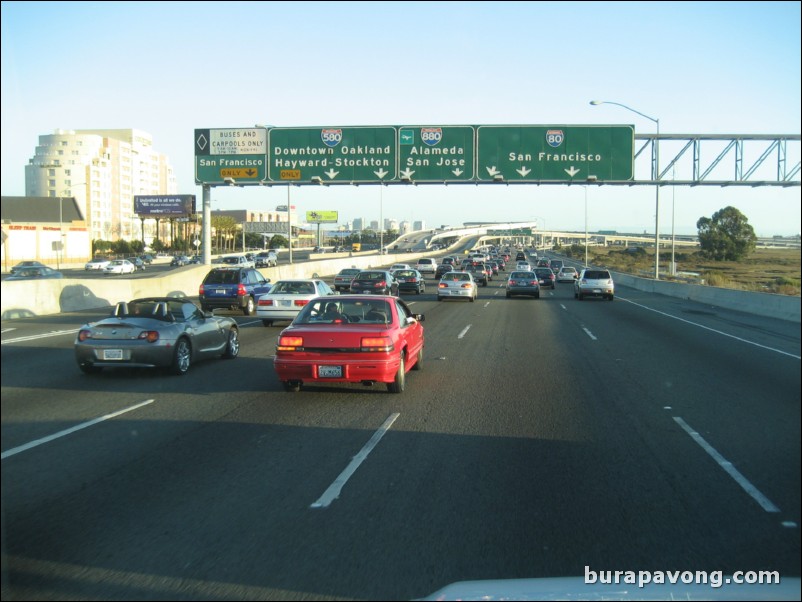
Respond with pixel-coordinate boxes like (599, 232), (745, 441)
(195, 124), (634, 185)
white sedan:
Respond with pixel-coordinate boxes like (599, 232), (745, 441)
(103, 259), (136, 275)
(256, 278), (337, 326)
(85, 257), (111, 270)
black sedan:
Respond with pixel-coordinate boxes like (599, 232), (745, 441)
(348, 270), (399, 296)
(74, 297), (240, 375)
(391, 269), (426, 294)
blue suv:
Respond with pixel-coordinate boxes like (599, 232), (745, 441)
(199, 267), (272, 315)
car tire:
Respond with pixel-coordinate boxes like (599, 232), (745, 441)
(262, 319), (273, 327)
(283, 380), (301, 393)
(243, 296), (255, 315)
(412, 347), (423, 371)
(222, 328), (239, 359)
(387, 354), (405, 393)
(608, 294), (614, 301)
(535, 292), (540, 299)
(578, 292), (584, 300)
(172, 338), (191, 375)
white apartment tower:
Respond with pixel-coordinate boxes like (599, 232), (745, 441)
(25, 129), (177, 241)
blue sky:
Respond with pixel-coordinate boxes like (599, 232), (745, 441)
(2, 1), (800, 236)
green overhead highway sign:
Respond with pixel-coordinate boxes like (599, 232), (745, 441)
(477, 125), (634, 182)
(398, 126), (475, 181)
(194, 128), (267, 184)
(268, 127), (397, 183)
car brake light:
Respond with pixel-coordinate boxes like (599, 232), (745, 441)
(438, 283), (447, 288)
(138, 331), (159, 343)
(374, 280), (386, 288)
(361, 336), (394, 352)
(77, 329), (92, 341)
(258, 298), (274, 306)
(237, 284), (247, 296)
(294, 299), (309, 306)
(460, 283), (472, 289)
(198, 284), (205, 295)
(277, 336), (303, 351)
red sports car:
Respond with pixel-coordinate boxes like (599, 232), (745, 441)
(273, 295), (425, 393)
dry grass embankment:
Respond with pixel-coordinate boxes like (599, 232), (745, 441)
(557, 245), (801, 296)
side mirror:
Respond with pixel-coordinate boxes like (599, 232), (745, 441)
(412, 313), (425, 322)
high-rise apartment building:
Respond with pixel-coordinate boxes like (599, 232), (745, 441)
(25, 129), (176, 241)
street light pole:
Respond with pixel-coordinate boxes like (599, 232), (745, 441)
(590, 100), (661, 279)
(379, 184), (384, 255)
(584, 186), (589, 268)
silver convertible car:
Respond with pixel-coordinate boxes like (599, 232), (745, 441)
(74, 297), (240, 375)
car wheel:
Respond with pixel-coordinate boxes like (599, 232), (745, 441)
(387, 354), (405, 393)
(222, 328), (239, 359)
(243, 296), (255, 315)
(78, 362), (101, 374)
(412, 347), (423, 371)
(172, 338), (191, 375)
(283, 380), (301, 392)
(578, 292), (584, 300)
(262, 319), (273, 327)
(608, 293), (614, 301)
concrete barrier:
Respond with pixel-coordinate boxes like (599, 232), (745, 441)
(0, 251), (432, 319)
(3, 252), (799, 323)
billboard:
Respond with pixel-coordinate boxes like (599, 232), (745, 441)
(134, 195), (196, 216)
(306, 210), (338, 223)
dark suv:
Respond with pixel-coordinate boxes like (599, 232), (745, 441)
(199, 267), (272, 315)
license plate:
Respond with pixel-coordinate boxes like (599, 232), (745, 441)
(215, 289), (226, 294)
(279, 300), (292, 307)
(318, 365), (342, 378)
(103, 349), (123, 360)
(593, 289), (602, 293)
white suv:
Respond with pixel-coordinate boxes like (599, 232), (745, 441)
(416, 258), (437, 275)
(575, 269), (615, 301)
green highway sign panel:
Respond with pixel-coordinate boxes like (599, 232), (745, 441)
(398, 126), (475, 181)
(268, 127), (397, 183)
(477, 125), (634, 182)
(194, 128), (267, 184)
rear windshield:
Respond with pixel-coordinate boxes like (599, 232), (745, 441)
(510, 272), (533, 278)
(270, 281), (315, 294)
(203, 270), (239, 285)
(584, 270), (611, 279)
(356, 271), (385, 280)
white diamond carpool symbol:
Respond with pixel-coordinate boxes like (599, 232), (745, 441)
(196, 134), (208, 151)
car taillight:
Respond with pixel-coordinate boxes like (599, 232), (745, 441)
(438, 283), (448, 288)
(361, 336), (394, 352)
(237, 284), (247, 296)
(138, 331), (159, 343)
(77, 329), (92, 342)
(198, 284), (205, 295)
(529, 280), (537, 285)
(461, 283), (472, 289)
(294, 299), (309, 306)
(374, 280), (386, 288)
(258, 299), (274, 306)
(277, 336), (303, 351)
